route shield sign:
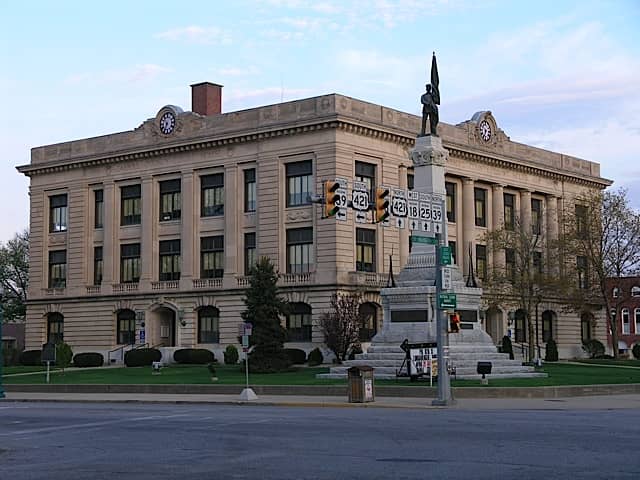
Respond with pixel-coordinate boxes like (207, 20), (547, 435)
(390, 189), (408, 218)
(351, 181), (369, 211)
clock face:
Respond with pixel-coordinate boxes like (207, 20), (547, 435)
(159, 111), (176, 135)
(479, 120), (492, 142)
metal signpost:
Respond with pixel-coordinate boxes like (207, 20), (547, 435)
(239, 322), (257, 401)
(42, 342), (56, 384)
(0, 307), (5, 399)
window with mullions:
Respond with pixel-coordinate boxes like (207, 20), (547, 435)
(244, 169), (256, 213)
(355, 161), (376, 202)
(94, 190), (104, 229)
(577, 255), (589, 290)
(356, 228), (376, 272)
(515, 310), (527, 343)
(542, 311), (554, 343)
(47, 313), (64, 344)
(117, 309), (136, 345)
(504, 193), (515, 230)
(286, 160), (312, 207)
(474, 188), (487, 227)
(287, 227), (313, 273)
(120, 243), (141, 283)
(49, 194), (68, 232)
(244, 232), (256, 275)
(622, 308), (630, 334)
(533, 251), (543, 275)
(446, 182), (456, 222)
(94, 246), (103, 286)
(48, 250), (67, 288)
(505, 248), (516, 282)
(531, 198), (542, 235)
(201, 236), (224, 279)
(575, 204), (588, 238)
(201, 174), (224, 217)
(476, 244), (487, 280)
(198, 307), (220, 343)
(581, 314), (592, 342)
(359, 303), (378, 342)
(448, 241), (457, 265)
(159, 240), (181, 281)
(407, 172), (414, 191)
(160, 179), (181, 221)
(635, 308), (640, 335)
(121, 185), (141, 226)
(286, 303), (312, 342)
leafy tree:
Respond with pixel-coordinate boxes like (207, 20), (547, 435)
(241, 257), (290, 372)
(320, 292), (365, 363)
(563, 189), (640, 359)
(55, 342), (73, 373)
(0, 230), (29, 322)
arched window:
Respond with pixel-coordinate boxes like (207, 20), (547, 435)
(286, 303), (312, 342)
(612, 287), (620, 298)
(117, 309), (136, 345)
(632, 286), (640, 297)
(635, 309), (640, 335)
(47, 313), (64, 344)
(358, 303), (378, 342)
(542, 311), (555, 343)
(621, 308), (630, 335)
(514, 309), (527, 343)
(198, 307), (220, 343)
(580, 313), (592, 342)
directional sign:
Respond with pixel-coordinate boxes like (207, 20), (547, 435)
(438, 292), (457, 310)
(396, 217), (406, 229)
(335, 187), (348, 221)
(440, 246), (452, 265)
(408, 200), (419, 220)
(411, 235), (438, 245)
(441, 267), (452, 290)
(421, 221), (431, 232)
(351, 182), (369, 211)
(409, 218), (419, 231)
(391, 189), (408, 218)
(355, 211), (367, 224)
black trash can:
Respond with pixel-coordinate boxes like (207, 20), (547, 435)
(347, 366), (375, 403)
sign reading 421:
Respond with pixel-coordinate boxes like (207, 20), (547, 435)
(391, 189), (408, 217)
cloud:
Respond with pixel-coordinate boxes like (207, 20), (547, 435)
(155, 25), (232, 45)
(214, 66), (261, 77)
(65, 64), (172, 85)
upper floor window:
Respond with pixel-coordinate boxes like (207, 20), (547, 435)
(356, 228), (376, 273)
(632, 286), (640, 297)
(287, 227), (313, 273)
(407, 172), (414, 191)
(201, 173), (224, 217)
(286, 160), (312, 207)
(160, 179), (181, 221)
(533, 250), (543, 275)
(198, 307), (220, 344)
(622, 308), (630, 334)
(48, 250), (67, 288)
(445, 182), (456, 223)
(476, 244), (487, 281)
(575, 204), (588, 238)
(159, 239), (181, 281)
(286, 302), (312, 342)
(94, 190), (104, 229)
(94, 246), (103, 286)
(531, 198), (542, 235)
(355, 161), (376, 201)
(121, 185), (141, 226)
(49, 194), (68, 232)
(245, 232), (257, 275)
(505, 248), (516, 282)
(474, 188), (486, 227)
(120, 243), (141, 283)
(201, 236), (224, 279)
(117, 309), (136, 345)
(577, 256), (589, 290)
(612, 287), (620, 298)
(244, 169), (256, 213)
(504, 193), (515, 230)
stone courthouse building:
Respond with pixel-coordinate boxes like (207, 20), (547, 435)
(17, 82), (611, 361)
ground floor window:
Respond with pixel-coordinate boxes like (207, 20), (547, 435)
(47, 313), (64, 344)
(358, 303), (378, 342)
(542, 310), (555, 343)
(286, 303), (312, 342)
(581, 313), (592, 342)
(117, 310), (136, 345)
(198, 307), (220, 343)
(514, 309), (527, 343)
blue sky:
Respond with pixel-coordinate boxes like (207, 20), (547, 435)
(1, 0), (639, 242)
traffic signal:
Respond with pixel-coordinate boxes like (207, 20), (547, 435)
(374, 187), (390, 223)
(324, 180), (340, 217)
(449, 313), (461, 333)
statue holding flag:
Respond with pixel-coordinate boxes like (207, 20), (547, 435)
(419, 53), (440, 137)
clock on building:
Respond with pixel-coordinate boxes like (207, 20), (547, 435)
(479, 120), (492, 142)
(159, 111), (176, 135)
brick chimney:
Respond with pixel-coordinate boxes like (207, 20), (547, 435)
(191, 82), (223, 116)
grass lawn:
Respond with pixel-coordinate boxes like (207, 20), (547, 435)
(572, 359), (640, 367)
(3, 366), (54, 375)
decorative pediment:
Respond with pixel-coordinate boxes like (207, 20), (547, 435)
(457, 111), (509, 148)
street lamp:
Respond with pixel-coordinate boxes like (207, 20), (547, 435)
(0, 305), (6, 399)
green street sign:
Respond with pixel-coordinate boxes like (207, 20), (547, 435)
(440, 246), (452, 265)
(411, 235), (437, 245)
(438, 292), (457, 310)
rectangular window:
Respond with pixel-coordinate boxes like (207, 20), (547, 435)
(476, 244), (487, 281)
(622, 309), (630, 335)
(448, 241), (457, 265)
(286, 160), (312, 207)
(94, 246), (103, 286)
(635, 309), (640, 335)
(159, 239), (181, 281)
(287, 227), (313, 273)
(576, 204), (588, 238)
(201, 236), (224, 279)
(531, 198), (542, 235)
(201, 173), (224, 217)
(356, 228), (376, 272)
(244, 169), (256, 213)
(49, 194), (68, 233)
(577, 255), (589, 290)
(505, 248), (515, 282)
(542, 315), (553, 343)
(474, 188), (486, 227)
(244, 233), (256, 275)
(355, 161), (376, 202)
(407, 172), (414, 191)
(120, 243), (141, 283)
(445, 182), (456, 223)
(94, 190), (104, 229)
(48, 250), (67, 288)
(533, 251), (543, 275)
(504, 193), (515, 230)
(121, 185), (141, 226)
(117, 314), (136, 346)
(159, 179), (181, 221)
(198, 309), (220, 344)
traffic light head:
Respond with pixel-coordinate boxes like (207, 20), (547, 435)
(324, 180), (340, 217)
(375, 187), (390, 223)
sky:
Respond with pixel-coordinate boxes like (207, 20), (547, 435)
(1, 0), (639, 243)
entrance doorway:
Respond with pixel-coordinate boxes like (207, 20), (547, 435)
(154, 307), (176, 347)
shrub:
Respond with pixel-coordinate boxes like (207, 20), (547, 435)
(582, 339), (605, 359)
(348, 344), (363, 360)
(307, 347), (324, 366)
(501, 336), (514, 360)
(223, 345), (239, 365)
(3, 347), (19, 366)
(544, 339), (559, 362)
(20, 349), (42, 366)
(173, 348), (215, 364)
(56, 343), (73, 371)
(73, 352), (104, 368)
(633, 343), (640, 360)
(249, 344), (291, 373)
(284, 348), (306, 365)
(124, 348), (162, 367)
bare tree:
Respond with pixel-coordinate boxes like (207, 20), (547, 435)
(320, 292), (366, 363)
(0, 229), (29, 322)
(562, 189), (640, 358)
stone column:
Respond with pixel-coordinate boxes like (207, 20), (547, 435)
(180, 171), (195, 290)
(224, 165), (238, 279)
(102, 181), (115, 291)
(140, 176), (154, 289)
(462, 177), (475, 279)
(492, 184), (505, 271)
(398, 164), (409, 268)
(546, 194), (559, 242)
(520, 189), (532, 234)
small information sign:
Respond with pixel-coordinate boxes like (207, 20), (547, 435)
(440, 246), (452, 265)
(438, 292), (457, 310)
(411, 235), (438, 245)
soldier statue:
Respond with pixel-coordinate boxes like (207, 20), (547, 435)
(419, 53), (440, 137)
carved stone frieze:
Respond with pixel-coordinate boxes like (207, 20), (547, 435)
(286, 209), (312, 222)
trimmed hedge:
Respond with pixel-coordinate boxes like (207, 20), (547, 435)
(173, 348), (215, 364)
(582, 339), (605, 359)
(284, 348), (306, 365)
(20, 349), (42, 366)
(73, 352), (104, 368)
(224, 345), (239, 365)
(544, 339), (559, 362)
(3, 347), (19, 366)
(307, 347), (324, 366)
(124, 348), (162, 367)
(633, 343), (640, 360)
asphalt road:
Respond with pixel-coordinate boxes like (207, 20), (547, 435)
(1, 402), (639, 480)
